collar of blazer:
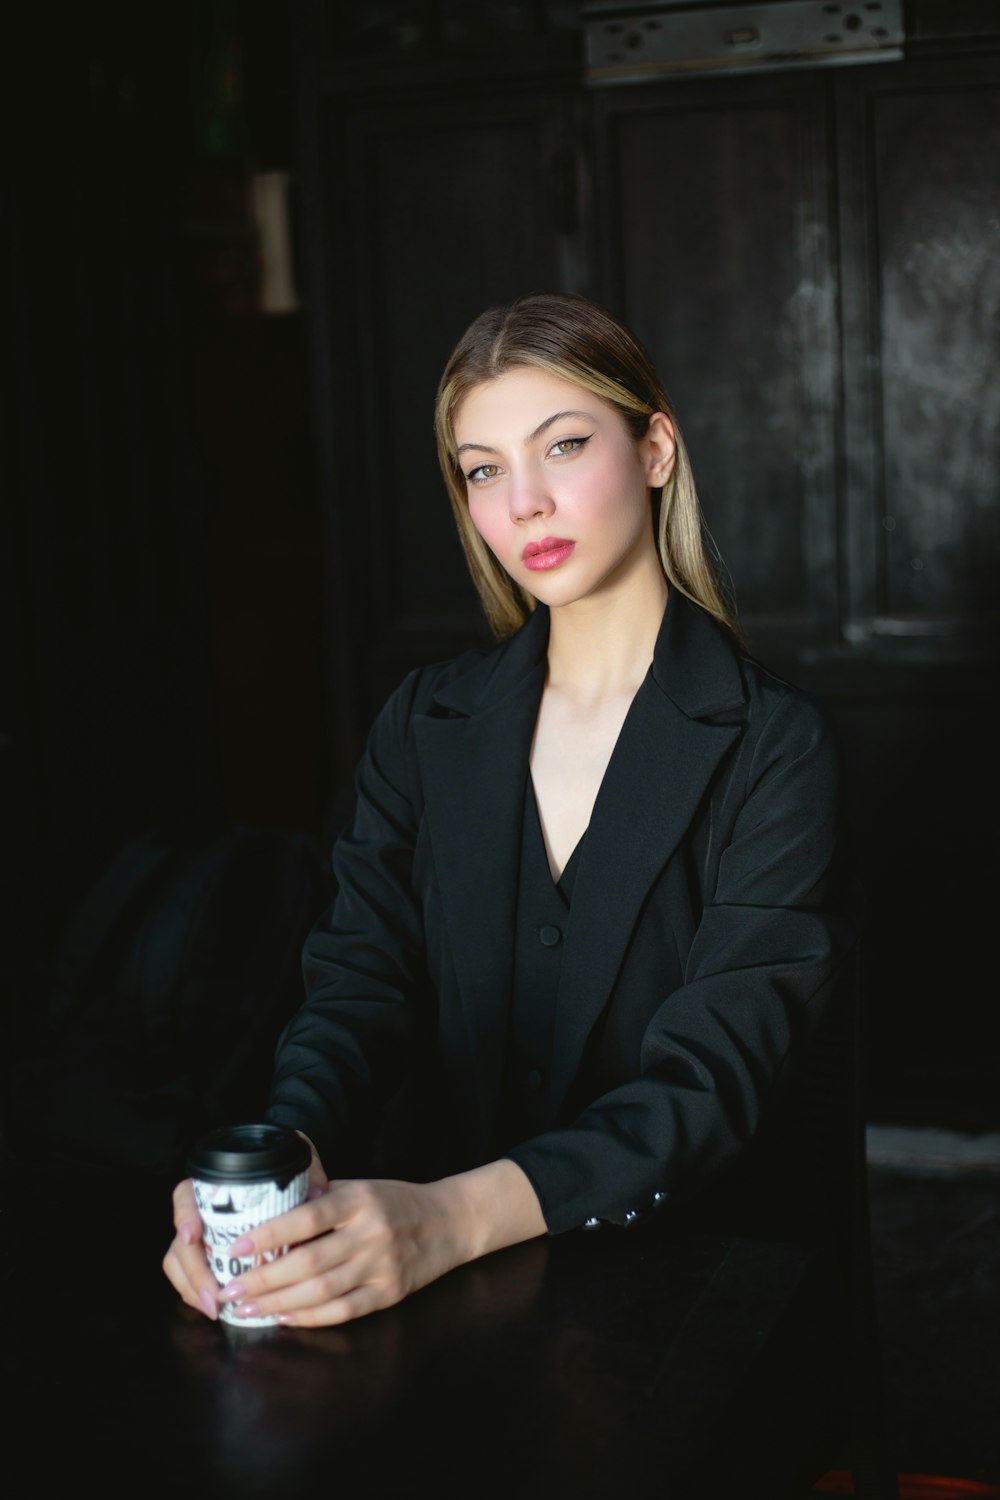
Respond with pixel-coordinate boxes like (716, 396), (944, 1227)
(413, 590), (747, 1141)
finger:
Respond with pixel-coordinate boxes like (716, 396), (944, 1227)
(228, 1182), (356, 1258)
(162, 1238), (220, 1321)
(166, 1179), (220, 1320)
(172, 1177), (202, 1242)
(218, 1220), (360, 1304)
(227, 1252), (369, 1321)
(276, 1282), (390, 1329)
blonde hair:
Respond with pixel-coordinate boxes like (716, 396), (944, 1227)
(434, 292), (740, 643)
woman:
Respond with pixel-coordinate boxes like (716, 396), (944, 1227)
(164, 292), (857, 1334)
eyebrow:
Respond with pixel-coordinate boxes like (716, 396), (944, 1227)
(456, 409), (595, 459)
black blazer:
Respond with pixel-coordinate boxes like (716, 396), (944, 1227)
(266, 592), (859, 1236)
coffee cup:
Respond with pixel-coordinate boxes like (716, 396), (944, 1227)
(188, 1122), (311, 1327)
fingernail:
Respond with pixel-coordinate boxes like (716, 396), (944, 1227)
(232, 1301), (261, 1319)
(179, 1221), (195, 1246)
(230, 1235), (254, 1255)
(199, 1287), (219, 1321)
(277, 1313), (297, 1326)
(307, 1185), (325, 1201)
(218, 1281), (245, 1303)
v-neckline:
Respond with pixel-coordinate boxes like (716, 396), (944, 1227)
(527, 773), (587, 890)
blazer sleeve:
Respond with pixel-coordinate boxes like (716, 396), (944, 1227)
(264, 668), (430, 1171)
(503, 688), (862, 1236)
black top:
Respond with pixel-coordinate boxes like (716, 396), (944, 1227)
(494, 776), (587, 1153)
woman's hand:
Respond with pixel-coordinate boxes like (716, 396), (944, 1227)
(161, 1130), (328, 1321)
(162, 1175), (224, 1320)
(213, 1158), (547, 1328)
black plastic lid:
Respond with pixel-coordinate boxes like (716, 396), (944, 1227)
(187, 1123), (311, 1187)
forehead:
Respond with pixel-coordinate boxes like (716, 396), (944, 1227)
(453, 365), (609, 440)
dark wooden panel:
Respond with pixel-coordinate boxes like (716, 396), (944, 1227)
(593, 73), (839, 646)
(318, 1), (583, 91)
(909, 0), (1000, 51)
(837, 55), (1000, 648)
(877, 82), (1000, 623)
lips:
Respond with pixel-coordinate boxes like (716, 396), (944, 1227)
(522, 536), (576, 571)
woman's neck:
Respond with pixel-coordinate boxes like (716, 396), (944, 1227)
(545, 565), (668, 704)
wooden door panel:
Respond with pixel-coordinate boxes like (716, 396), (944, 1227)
(593, 74), (839, 647)
(837, 57), (1000, 644)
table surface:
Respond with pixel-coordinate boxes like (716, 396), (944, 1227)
(3, 1169), (845, 1498)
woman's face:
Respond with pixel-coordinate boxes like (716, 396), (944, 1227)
(453, 366), (674, 612)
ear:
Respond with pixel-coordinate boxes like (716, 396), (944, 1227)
(643, 412), (676, 487)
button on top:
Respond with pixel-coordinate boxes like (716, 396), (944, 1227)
(539, 924), (562, 947)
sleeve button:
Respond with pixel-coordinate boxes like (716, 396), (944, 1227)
(583, 1216), (601, 1230)
(624, 1209), (640, 1225)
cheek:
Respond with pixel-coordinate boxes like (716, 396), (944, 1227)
(577, 457), (650, 533)
(468, 496), (503, 550)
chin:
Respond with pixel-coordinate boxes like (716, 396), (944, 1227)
(523, 580), (600, 611)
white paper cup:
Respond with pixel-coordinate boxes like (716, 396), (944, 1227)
(188, 1123), (311, 1328)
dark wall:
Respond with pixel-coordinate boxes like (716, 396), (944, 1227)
(3, 2), (998, 1129)
(1, 3), (324, 1076)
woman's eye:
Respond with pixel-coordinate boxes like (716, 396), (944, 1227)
(465, 462), (502, 485)
(549, 436), (591, 458)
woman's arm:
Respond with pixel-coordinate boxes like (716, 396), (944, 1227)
(163, 668), (433, 1319)
(163, 662), (546, 1326)
(263, 665), (434, 1169)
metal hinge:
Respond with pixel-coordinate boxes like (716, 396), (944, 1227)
(583, 1), (904, 84)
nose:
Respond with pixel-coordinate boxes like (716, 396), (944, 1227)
(508, 468), (555, 524)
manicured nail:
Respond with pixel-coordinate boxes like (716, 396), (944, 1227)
(199, 1287), (219, 1321)
(277, 1313), (297, 1326)
(232, 1301), (261, 1319)
(179, 1221), (195, 1246)
(218, 1281), (246, 1302)
(307, 1185), (325, 1201)
(230, 1235), (254, 1255)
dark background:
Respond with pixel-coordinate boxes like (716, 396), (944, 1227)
(2, 0), (998, 1138)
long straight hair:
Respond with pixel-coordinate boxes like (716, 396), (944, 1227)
(434, 292), (740, 643)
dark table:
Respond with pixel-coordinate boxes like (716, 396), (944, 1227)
(3, 1170), (845, 1498)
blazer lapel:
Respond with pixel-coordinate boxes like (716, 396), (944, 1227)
(413, 608), (549, 1152)
(548, 595), (747, 1113)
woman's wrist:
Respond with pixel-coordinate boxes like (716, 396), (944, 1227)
(431, 1157), (547, 1266)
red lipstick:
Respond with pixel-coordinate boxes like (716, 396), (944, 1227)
(522, 536), (575, 571)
